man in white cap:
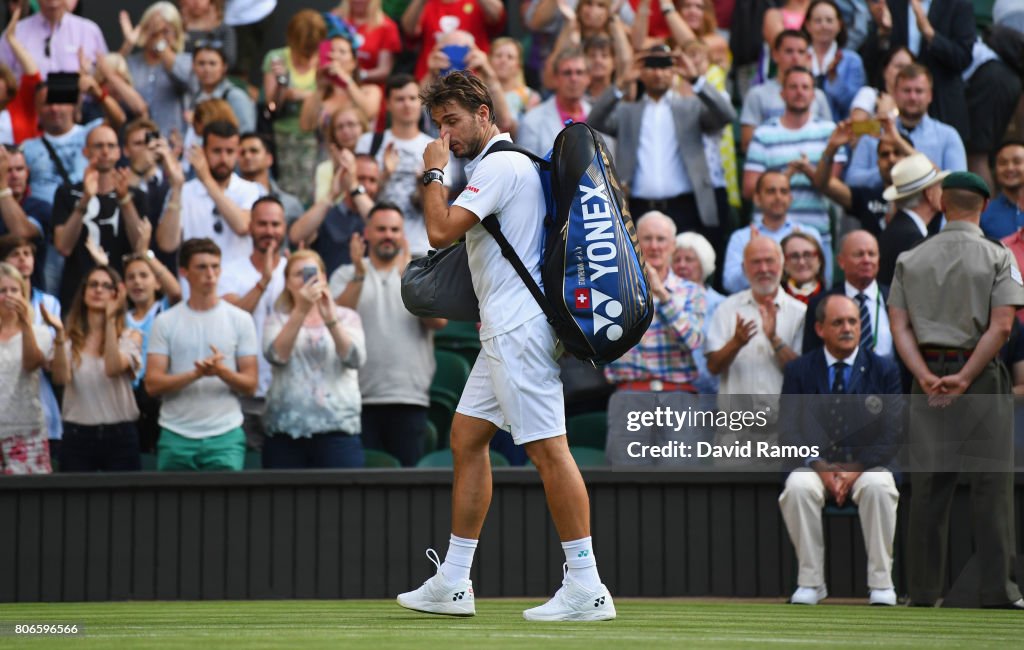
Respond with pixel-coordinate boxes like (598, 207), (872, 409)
(878, 153), (948, 286)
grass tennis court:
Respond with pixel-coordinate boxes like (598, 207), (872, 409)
(0, 599), (1019, 649)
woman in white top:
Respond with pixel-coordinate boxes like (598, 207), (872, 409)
(0, 262), (62, 474)
(124, 246), (181, 454)
(263, 250), (366, 469)
(53, 267), (143, 472)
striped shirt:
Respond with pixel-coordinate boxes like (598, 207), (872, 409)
(605, 271), (706, 384)
(745, 117), (845, 238)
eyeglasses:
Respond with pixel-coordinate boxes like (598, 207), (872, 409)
(785, 251), (818, 262)
(212, 206), (223, 234)
(86, 281), (115, 291)
(192, 38), (225, 52)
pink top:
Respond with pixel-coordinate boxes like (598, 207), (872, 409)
(781, 8), (805, 30)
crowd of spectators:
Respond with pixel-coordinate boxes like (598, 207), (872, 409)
(1, 0), (1023, 476)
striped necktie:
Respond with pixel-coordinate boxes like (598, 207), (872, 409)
(831, 362), (847, 394)
(855, 293), (873, 351)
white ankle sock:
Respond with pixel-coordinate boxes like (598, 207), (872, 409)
(440, 534), (477, 583)
(562, 536), (602, 590)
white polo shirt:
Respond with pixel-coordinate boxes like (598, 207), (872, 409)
(452, 133), (545, 341)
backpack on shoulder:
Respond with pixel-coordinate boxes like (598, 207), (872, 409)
(481, 122), (653, 366)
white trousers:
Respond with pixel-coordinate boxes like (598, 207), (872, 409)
(779, 467), (899, 589)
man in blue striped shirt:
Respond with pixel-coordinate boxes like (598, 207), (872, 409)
(744, 67), (843, 286)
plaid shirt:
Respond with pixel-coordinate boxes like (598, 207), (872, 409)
(605, 271), (706, 384)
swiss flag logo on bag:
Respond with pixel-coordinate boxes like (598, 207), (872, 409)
(574, 288), (590, 310)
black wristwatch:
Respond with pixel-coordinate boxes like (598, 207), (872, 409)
(422, 168), (444, 186)
(349, 184), (366, 198)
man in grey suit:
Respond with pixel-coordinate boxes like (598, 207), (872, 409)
(588, 44), (736, 258)
(516, 47), (590, 157)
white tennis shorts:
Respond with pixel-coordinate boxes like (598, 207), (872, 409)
(456, 314), (566, 445)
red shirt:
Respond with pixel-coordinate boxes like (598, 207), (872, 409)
(354, 16), (402, 73)
(630, 0), (670, 40)
(10, 72), (40, 144)
(413, 0), (505, 80)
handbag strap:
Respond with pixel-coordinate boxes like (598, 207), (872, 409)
(39, 136), (72, 187)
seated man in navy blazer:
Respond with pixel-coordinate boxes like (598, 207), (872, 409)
(779, 294), (902, 606)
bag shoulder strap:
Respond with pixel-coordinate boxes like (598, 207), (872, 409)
(478, 140), (557, 324)
(479, 214), (557, 326)
(483, 140), (550, 169)
(369, 130), (386, 157)
(39, 136), (71, 187)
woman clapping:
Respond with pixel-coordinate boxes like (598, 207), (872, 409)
(54, 267), (143, 472)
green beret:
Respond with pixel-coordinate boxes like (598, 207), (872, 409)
(941, 171), (991, 198)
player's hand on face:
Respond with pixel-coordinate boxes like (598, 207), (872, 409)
(423, 134), (450, 172)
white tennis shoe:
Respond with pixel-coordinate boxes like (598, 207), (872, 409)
(523, 565), (616, 621)
(396, 549), (475, 616)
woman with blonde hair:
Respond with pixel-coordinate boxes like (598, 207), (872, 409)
(52, 266), (142, 472)
(313, 105), (369, 204)
(119, 2), (193, 137)
(332, 0), (401, 86)
(262, 250), (366, 469)
(263, 10), (328, 204)
(490, 37), (540, 123)
(0, 262), (62, 474)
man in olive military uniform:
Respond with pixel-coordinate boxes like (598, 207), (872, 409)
(889, 172), (1024, 609)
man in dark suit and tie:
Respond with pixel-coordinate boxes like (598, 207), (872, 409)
(877, 153), (947, 285)
(780, 294), (903, 606)
(860, 0), (975, 143)
(803, 230), (892, 357)
(588, 44), (735, 256)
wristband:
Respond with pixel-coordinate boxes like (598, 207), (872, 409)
(256, 279), (268, 292)
(324, 318), (339, 328)
(772, 339), (785, 353)
(119, 193), (133, 206)
(351, 274), (365, 282)
(0, 188), (12, 199)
